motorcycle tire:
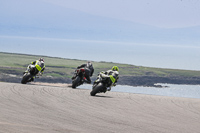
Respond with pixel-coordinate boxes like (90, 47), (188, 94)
(72, 76), (81, 88)
(90, 83), (106, 96)
(21, 74), (32, 84)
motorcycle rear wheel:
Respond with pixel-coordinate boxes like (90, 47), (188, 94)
(90, 83), (106, 96)
(21, 74), (32, 84)
(72, 76), (81, 88)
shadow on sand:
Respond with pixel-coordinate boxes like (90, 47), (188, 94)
(93, 95), (113, 98)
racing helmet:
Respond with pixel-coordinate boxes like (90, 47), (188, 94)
(112, 66), (119, 71)
(87, 61), (92, 68)
(39, 58), (44, 62)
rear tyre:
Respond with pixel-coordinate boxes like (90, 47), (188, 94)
(72, 76), (81, 88)
(21, 74), (32, 84)
(90, 83), (106, 96)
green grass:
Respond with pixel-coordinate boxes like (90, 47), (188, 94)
(1, 52), (200, 78)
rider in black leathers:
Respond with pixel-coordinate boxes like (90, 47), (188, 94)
(73, 61), (94, 84)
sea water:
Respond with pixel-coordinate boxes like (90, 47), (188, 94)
(78, 84), (200, 99)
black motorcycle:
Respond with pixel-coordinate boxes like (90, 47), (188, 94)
(90, 72), (117, 96)
(21, 65), (39, 84)
(72, 68), (86, 88)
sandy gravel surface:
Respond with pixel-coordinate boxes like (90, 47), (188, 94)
(0, 82), (200, 133)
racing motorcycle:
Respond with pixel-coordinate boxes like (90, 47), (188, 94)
(21, 63), (43, 84)
(90, 72), (118, 96)
(72, 68), (86, 88)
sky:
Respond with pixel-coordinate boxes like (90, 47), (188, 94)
(1, 36), (200, 70)
(42, 0), (200, 28)
(0, 0), (200, 70)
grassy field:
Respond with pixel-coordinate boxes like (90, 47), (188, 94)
(1, 52), (200, 79)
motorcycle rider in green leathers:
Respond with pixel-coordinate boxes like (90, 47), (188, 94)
(95, 66), (119, 91)
(24, 58), (45, 81)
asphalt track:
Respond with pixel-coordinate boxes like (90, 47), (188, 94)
(0, 82), (200, 133)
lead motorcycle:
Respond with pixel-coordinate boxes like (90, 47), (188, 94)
(90, 72), (118, 96)
(72, 68), (86, 88)
(21, 63), (43, 84)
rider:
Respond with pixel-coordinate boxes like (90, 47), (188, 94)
(97, 66), (119, 91)
(24, 58), (45, 81)
(77, 61), (94, 77)
(72, 61), (94, 84)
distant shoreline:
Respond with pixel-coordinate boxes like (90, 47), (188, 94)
(0, 52), (200, 87)
(1, 73), (200, 87)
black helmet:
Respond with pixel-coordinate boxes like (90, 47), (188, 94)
(39, 58), (44, 62)
(87, 61), (92, 67)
